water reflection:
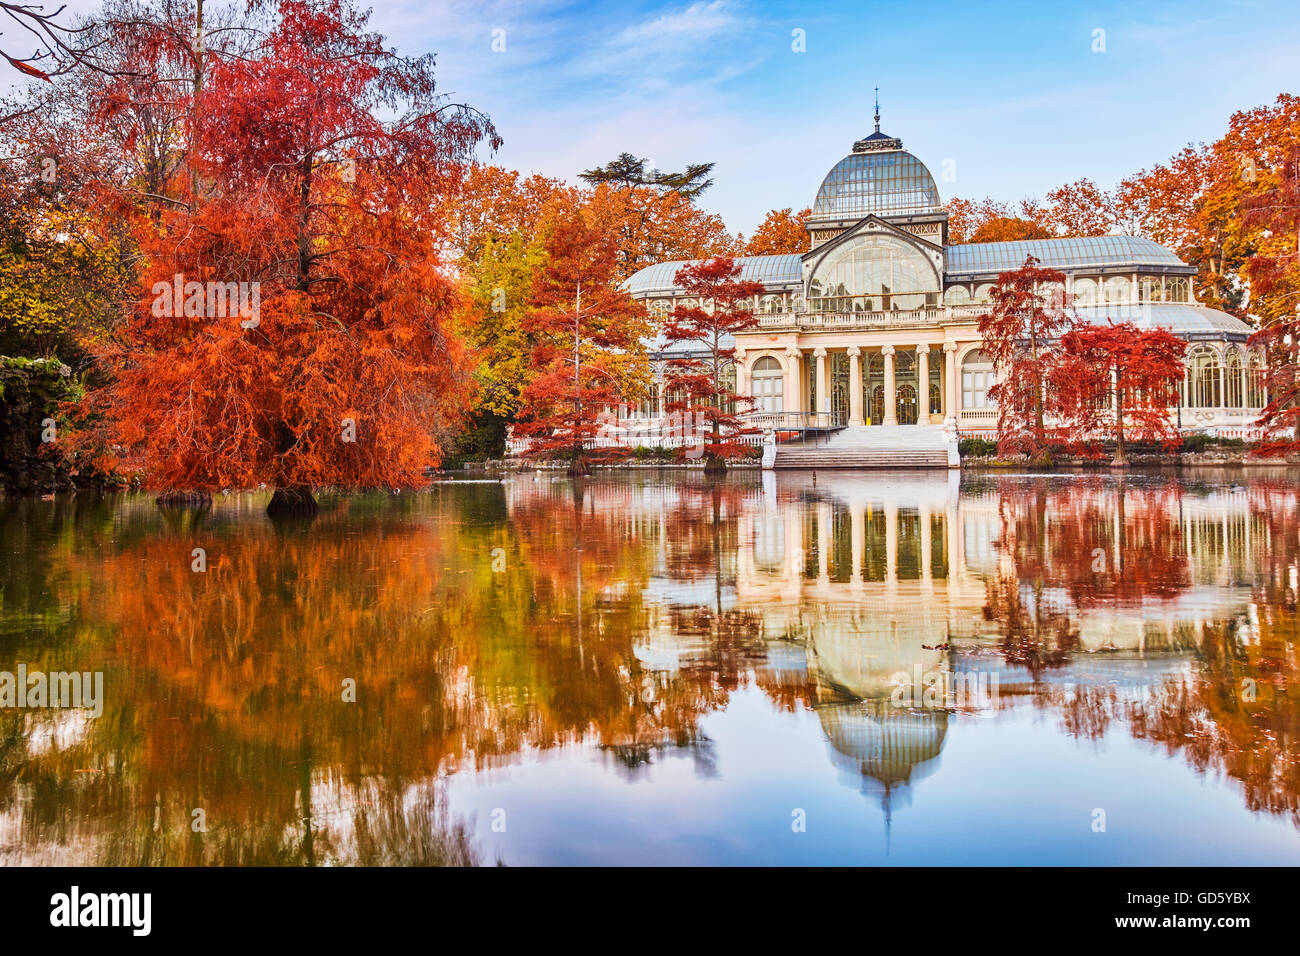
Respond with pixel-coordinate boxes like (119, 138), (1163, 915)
(1, 469), (1298, 864)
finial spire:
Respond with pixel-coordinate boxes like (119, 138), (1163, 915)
(874, 86), (880, 133)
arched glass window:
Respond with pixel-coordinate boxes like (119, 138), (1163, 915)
(1103, 276), (1131, 304)
(1166, 277), (1189, 303)
(943, 285), (971, 306)
(1071, 278), (1098, 306)
(928, 347), (943, 415)
(1139, 277), (1163, 302)
(677, 297), (698, 310)
(1187, 346), (1221, 408)
(807, 234), (939, 313)
(972, 283), (995, 304)
(649, 299), (670, 318)
(760, 294), (784, 314)
(751, 356), (784, 414)
(961, 350), (994, 409)
(1224, 347), (1244, 408)
(1247, 350), (1266, 407)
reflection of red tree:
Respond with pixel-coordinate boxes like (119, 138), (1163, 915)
(997, 478), (1190, 609)
(10, 482), (787, 863)
(983, 574), (1081, 681)
(1128, 610), (1300, 825)
(1019, 478), (1300, 827)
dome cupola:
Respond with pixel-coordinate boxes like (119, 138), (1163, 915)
(810, 96), (941, 225)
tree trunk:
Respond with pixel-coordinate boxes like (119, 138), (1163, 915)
(1112, 386), (1128, 467)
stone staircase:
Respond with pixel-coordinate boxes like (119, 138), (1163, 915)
(773, 424), (957, 470)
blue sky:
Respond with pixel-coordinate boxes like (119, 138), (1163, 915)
(9, 0), (1300, 235)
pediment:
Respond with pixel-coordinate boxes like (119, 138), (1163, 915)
(801, 213), (944, 266)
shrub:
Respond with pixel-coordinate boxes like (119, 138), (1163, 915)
(959, 437), (999, 458)
(0, 355), (81, 492)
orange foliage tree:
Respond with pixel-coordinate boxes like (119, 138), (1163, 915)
(514, 211), (650, 474)
(584, 182), (738, 282)
(1242, 113), (1300, 443)
(1052, 322), (1187, 464)
(741, 207), (811, 255)
(946, 197), (1050, 244)
(661, 257), (764, 473)
(83, 0), (497, 514)
(445, 164), (577, 263)
(969, 216), (1052, 243)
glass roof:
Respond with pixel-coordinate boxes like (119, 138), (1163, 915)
(946, 236), (1192, 275)
(811, 150), (941, 221)
(1072, 303), (1250, 339)
(625, 254), (803, 297)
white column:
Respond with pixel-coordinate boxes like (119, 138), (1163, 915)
(814, 346), (829, 426)
(784, 347), (802, 420)
(944, 343), (959, 426)
(882, 345), (898, 426)
(848, 346), (864, 426)
(917, 345), (931, 421)
(735, 349), (749, 404)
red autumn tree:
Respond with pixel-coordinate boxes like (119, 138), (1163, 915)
(1052, 322), (1187, 465)
(1244, 141), (1300, 446)
(979, 256), (1073, 463)
(662, 257), (764, 474)
(83, 0), (497, 515)
(514, 211), (650, 475)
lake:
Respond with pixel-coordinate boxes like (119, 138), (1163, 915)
(2, 469), (1298, 865)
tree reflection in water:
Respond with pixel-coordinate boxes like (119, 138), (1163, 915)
(1, 470), (1299, 864)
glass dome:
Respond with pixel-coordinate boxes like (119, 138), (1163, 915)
(811, 149), (941, 222)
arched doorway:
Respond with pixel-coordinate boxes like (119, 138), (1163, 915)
(751, 356), (784, 413)
(869, 385), (885, 425)
(897, 384), (918, 425)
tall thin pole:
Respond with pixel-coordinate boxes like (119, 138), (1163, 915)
(190, 0), (204, 208)
(574, 282), (582, 466)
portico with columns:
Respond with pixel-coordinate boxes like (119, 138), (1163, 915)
(736, 336), (968, 428)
